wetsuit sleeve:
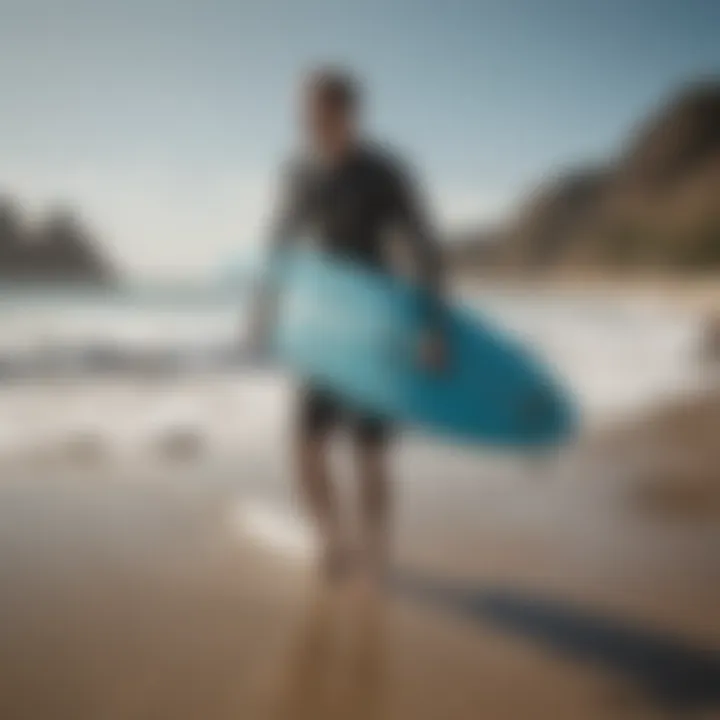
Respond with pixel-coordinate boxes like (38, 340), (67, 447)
(388, 163), (446, 331)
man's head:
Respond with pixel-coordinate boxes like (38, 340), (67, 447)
(303, 68), (362, 161)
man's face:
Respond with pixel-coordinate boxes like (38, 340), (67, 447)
(303, 87), (353, 157)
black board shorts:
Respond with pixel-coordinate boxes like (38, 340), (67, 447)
(298, 385), (392, 446)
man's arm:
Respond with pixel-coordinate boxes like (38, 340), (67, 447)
(388, 160), (448, 369)
(249, 162), (305, 349)
(389, 162), (445, 331)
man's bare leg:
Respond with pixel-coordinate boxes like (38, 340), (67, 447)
(356, 439), (391, 588)
(297, 433), (346, 581)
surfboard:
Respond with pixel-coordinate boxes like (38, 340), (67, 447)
(268, 248), (577, 447)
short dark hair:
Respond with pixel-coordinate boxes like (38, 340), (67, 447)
(307, 67), (361, 115)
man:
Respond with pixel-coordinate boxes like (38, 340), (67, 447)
(254, 68), (446, 586)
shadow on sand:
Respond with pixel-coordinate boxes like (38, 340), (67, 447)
(393, 570), (720, 714)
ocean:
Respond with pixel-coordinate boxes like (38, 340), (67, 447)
(0, 287), (706, 464)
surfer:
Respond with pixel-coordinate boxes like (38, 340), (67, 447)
(253, 67), (446, 587)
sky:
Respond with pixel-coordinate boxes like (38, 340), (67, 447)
(1, 0), (719, 277)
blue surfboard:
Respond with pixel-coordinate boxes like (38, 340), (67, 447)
(268, 248), (576, 447)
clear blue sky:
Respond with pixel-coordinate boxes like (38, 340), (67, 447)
(1, 0), (718, 275)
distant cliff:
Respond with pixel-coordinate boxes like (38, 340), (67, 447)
(0, 198), (115, 284)
(451, 81), (720, 273)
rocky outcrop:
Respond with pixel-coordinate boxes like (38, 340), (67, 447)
(0, 198), (114, 284)
(451, 81), (720, 273)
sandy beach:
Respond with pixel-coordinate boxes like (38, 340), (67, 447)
(0, 370), (718, 719)
(0, 283), (718, 720)
(457, 275), (720, 317)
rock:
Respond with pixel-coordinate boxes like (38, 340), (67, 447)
(0, 197), (115, 284)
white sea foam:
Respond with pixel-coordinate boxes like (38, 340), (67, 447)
(0, 290), (706, 465)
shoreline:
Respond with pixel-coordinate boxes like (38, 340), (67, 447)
(456, 272), (720, 312)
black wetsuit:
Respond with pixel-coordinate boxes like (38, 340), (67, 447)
(266, 143), (444, 444)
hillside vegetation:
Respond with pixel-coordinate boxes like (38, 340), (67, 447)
(452, 82), (720, 274)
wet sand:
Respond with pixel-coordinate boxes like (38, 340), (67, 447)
(0, 419), (718, 720)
